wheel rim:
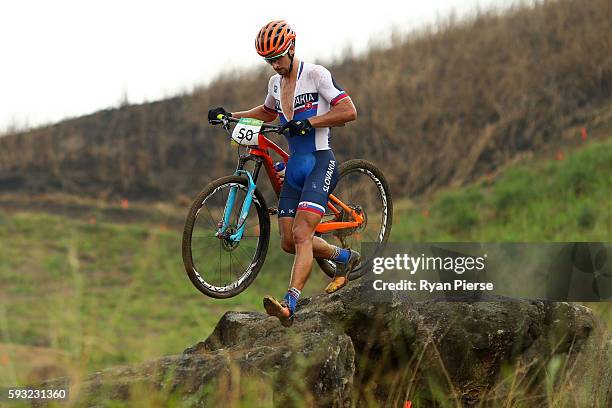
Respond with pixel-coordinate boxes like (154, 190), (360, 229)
(189, 182), (263, 293)
(320, 167), (390, 275)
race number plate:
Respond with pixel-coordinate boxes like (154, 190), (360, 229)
(231, 118), (262, 146)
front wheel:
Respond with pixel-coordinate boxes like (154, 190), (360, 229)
(182, 176), (270, 298)
(316, 159), (393, 279)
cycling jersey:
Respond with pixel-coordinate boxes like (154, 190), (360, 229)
(265, 61), (347, 217)
(263, 61), (348, 155)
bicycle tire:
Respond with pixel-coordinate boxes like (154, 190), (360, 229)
(316, 159), (393, 280)
(182, 175), (270, 298)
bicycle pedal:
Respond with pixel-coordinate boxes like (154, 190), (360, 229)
(268, 207), (278, 215)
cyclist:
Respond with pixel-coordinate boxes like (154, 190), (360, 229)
(208, 20), (360, 327)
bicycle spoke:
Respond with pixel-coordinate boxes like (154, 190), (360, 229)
(202, 205), (221, 230)
(235, 243), (256, 263)
(230, 252), (247, 276)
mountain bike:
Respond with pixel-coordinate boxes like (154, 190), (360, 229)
(182, 116), (393, 298)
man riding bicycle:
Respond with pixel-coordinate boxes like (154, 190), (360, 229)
(207, 20), (359, 327)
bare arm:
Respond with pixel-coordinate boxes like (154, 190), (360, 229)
(308, 98), (357, 128)
(232, 105), (278, 123)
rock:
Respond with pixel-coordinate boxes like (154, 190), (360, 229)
(36, 280), (611, 407)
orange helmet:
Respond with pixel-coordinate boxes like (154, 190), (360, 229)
(255, 20), (296, 59)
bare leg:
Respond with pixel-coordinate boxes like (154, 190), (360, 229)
(279, 217), (335, 260)
(279, 214), (359, 295)
(264, 212), (326, 326)
(283, 210), (321, 291)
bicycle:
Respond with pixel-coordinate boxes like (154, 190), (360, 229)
(182, 115), (393, 298)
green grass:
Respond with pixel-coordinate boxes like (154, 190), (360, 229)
(0, 138), (610, 399)
(391, 139), (611, 242)
(0, 210), (327, 387)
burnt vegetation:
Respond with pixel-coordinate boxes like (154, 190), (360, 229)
(0, 0), (610, 201)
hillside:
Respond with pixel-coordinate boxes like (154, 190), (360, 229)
(1, 135), (610, 390)
(0, 0), (610, 201)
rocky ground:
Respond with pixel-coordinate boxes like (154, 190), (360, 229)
(37, 281), (611, 407)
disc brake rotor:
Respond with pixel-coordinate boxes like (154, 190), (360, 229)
(217, 225), (239, 251)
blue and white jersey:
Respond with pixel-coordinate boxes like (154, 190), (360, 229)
(263, 61), (349, 155)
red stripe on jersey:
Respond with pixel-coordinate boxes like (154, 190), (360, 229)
(330, 92), (348, 106)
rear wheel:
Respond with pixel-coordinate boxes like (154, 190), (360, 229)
(316, 159), (393, 279)
(182, 176), (270, 298)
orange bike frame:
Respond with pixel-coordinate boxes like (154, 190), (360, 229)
(249, 133), (364, 234)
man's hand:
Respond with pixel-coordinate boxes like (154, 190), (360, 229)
(280, 119), (313, 136)
(208, 107), (231, 122)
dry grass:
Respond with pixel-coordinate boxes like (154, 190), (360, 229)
(0, 0), (609, 202)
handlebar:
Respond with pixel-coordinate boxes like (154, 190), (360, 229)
(210, 115), (284, 135)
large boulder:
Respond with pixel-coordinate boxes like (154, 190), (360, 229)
(38, 281), (611, 407)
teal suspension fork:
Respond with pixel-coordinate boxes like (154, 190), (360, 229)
(217, 170), (256, 242)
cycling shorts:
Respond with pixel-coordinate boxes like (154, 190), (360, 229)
(278, 149), (339, 218)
